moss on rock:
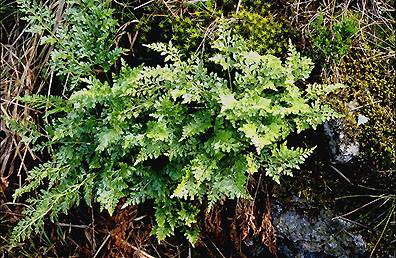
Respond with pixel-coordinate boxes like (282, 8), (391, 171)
(329, 50), (395, 170)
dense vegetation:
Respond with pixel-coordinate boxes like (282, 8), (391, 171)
(1, 0), (394, 257)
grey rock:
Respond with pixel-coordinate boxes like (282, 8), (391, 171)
(324, 119), (359, 164)
(272, 197), (366, 258)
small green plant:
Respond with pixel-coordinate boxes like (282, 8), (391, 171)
(11, 22), (342, 246)
(17, 0), (123, 90)
(308, 14), (358, 61)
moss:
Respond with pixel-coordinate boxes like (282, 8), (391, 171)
(232, 8), (290, 56)
(132, 2), (220, 61)
(133, 1), (292, 59)
(329, 50), (395, 169)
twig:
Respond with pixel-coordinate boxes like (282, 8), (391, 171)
(336, 216), (373, 230)
(150, 241), (162, 258)
(56, 223), (89, 229)
(235, 0), (242, 15)
(91, 195), (97, 253)
(209, 238), (226, 258)
(334, 195), (386, 219)
(0, 202), (30, 208)
(195, 19), (218, 55)
(134, 0), (155, 10)
(0, 98), (41, 112)
(356, 184), (384, 192)
(349, 100), (382, 111)
(329, 165), (352, 185)
(113, 235), (156, 258)
(370, 202), (395, 257)
(93, 234), (111, 258)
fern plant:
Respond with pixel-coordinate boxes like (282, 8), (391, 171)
(11, 22), (342, 245)
(17, 0), (122, 90)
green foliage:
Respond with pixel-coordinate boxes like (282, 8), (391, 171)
(11, 22), (341, 245)
(17, 0), (123, 90)
(308, 14), (358, 61)
(0, 115), (43, 148)
(19, 95), (72, 117)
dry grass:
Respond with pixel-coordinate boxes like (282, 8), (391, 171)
(0, 3), (51, 190)
(1, 3), (52, 255)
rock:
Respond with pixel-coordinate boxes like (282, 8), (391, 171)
(324, 119), (359, 164)
(272, 197), (366, 258)
(243, 196), (366, 258)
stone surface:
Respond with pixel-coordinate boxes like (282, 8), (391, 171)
(272, 197), (366, 258)
(324, 119), (359, 164)
(244, 196), (367, 258)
